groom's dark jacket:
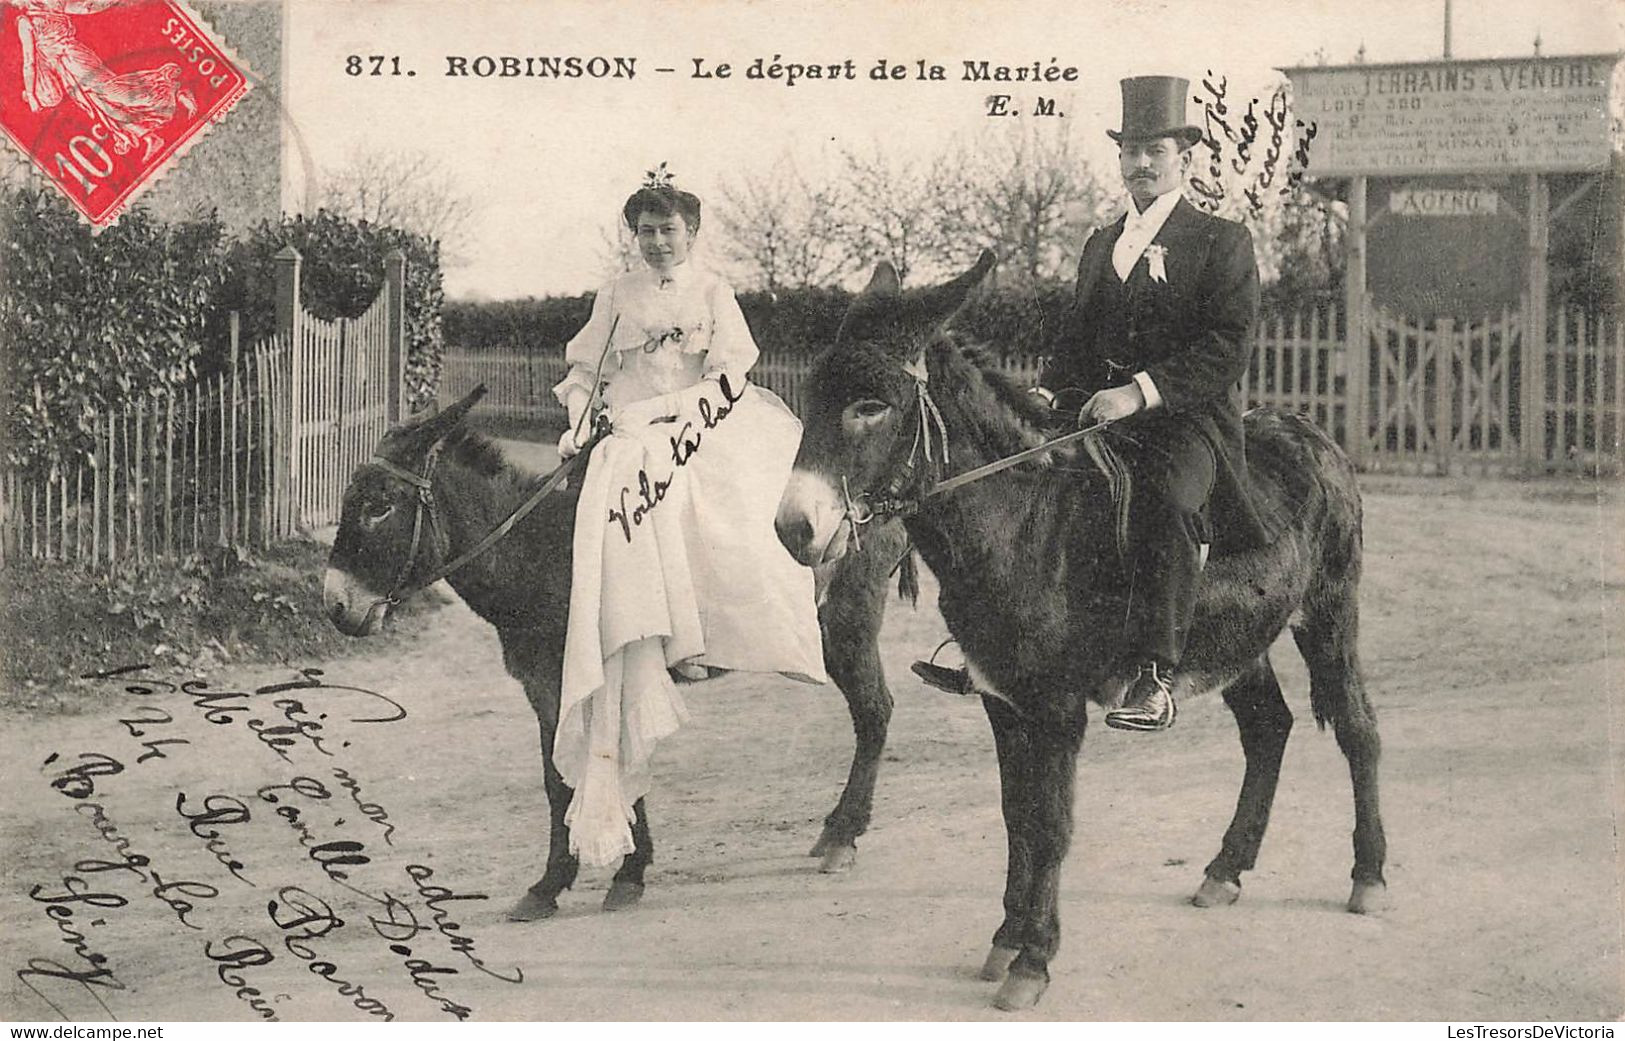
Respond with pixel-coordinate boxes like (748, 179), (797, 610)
(1038, 195), (1276, 551)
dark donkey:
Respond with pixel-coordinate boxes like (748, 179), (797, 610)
(775, 252), (1386, 1011)
(322, 388), (909, 919)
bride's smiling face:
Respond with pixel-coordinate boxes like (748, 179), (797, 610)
(635, 210), (695, 272)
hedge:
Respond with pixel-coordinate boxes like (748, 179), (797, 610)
(1, 186), (229, 470)
(220, 210), (445, 409)
(444, 282), (1071, 359)
(2, 190), (447, 471)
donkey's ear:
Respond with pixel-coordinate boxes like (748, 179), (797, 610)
(389, 385), (485, 447)
(921, 250), (997, 326)
(437, 384), (487, 427)
(863, 262), (902, 298)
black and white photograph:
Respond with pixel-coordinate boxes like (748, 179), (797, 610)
(1, 0), (1621, 1025)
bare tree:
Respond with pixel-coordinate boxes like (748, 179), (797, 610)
(594, 217), (642, 281)
(319, 146), (476, 263)
(713, 156), (847, 291)
(826, 146), (965, 285)
(941, 124), (1116, 287)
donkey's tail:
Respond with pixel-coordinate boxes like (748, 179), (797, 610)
(893, 545), (920, 606)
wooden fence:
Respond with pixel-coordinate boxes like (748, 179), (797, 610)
(435, 350), (572, 425)
(283, 247), (404, 531)
(442, 302), (1622, 476)
(1, 249), (407, 568)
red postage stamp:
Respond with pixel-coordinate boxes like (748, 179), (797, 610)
(0, 0), (251, 231)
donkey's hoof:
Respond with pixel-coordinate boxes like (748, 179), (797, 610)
(809, 832), (835, 858)
(1191, 876), (1242, 908)
(602, 880), (645, 912)
(1347, 880), (1388, 915)
(818, 843), (857, 873)
(979, 945), (1020, 982)
(506, 891), (558, 922)
(991, 970), (1047, 1012)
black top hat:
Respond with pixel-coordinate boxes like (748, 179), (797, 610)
(1107, 76), (1203, 150)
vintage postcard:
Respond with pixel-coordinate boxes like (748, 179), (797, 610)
(1, 0), (1621, 1027)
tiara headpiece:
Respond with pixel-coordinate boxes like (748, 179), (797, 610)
(641, 162), (675, 190)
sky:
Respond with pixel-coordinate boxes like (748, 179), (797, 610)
(282, 0), (1625, 299)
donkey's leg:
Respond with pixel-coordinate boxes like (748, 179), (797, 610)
(1294, 599), (1387, 914)
(504, 629), (582, 922)
(604, 798), (652, 911)
(993, 701), (1086, 1013)
(981, 695), (1033, 984)
(809, 549), (894, 872)
(508, 702), (581, 921)
(1197, 656), (1293, 907)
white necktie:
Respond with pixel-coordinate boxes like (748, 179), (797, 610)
(1112, 212), (1154, 281)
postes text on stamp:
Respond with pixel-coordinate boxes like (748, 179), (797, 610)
(0, 0), (251, 231)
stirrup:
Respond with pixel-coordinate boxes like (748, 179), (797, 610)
(911, 638), (974, 696)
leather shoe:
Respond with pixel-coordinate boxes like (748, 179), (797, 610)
(1105, 663), (1177, 732)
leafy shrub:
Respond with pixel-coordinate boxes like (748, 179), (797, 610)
(220, 210), (446, 408)
(3, 190), (450, 472)
(0, 540), (440, 706)
(1, 186), (230, 471)
(443, 294), (593, 353)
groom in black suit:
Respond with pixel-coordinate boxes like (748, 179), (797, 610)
(1037, 76), (1268, 732)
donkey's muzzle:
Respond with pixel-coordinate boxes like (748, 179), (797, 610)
(776, 469), (848, 567)
(323, 567), (388, 637)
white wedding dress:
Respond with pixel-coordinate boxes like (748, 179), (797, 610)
(550, 261), (827, 865)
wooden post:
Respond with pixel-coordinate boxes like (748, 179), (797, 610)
(163, 389), (174, 558)
(106, 412), (117, 564)
(1435, 317), (1454, 475)
(1522, 173), (1549, 471)
(274, 246), (302, 538)
(1345, 176), (1369, 466)
(230, 312), (241, 544)
(384, 250), (408, 426)
(91, 423), (102, 565)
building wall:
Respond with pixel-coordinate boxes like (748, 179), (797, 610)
(136, 0), (285, 236)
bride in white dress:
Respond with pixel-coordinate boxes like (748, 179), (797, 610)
(550, 172), (827, 865)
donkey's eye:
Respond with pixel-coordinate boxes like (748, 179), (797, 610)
(841, 399), (892, 436)
(361, 501), (396, 527)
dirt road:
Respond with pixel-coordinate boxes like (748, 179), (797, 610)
(3, 476), (1621, 1021)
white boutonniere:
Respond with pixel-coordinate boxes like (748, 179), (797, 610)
(1145, 244), (1169, 284)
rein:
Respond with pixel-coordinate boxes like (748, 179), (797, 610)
(367, 427), (599, 611)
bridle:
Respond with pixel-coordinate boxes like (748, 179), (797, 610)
(362, 430), (595, 614)
(368, 443), (448, 610)
(357, 307), (620, 613)
(841, 356), (950, 531)
(838, 356), (1112, 551)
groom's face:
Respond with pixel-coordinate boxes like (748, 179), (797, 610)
(1119, 137), (1188, 209)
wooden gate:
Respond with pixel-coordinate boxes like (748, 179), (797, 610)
(277, 247), (406, 532)
(1358, 306), (1524, 474)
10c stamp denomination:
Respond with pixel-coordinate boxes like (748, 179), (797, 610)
(0, 0), (251, 231)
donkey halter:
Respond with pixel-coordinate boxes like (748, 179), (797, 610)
(363, 426), (595, 615)
(369, 442), (448, 609)
(841, 356), (950, 549)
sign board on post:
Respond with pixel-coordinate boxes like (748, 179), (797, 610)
(1366, 178), (1524, 317)
(1389, 188), (1501, 216)
(1284, 54), (1621, 176)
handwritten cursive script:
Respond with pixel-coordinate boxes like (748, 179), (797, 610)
(608, 374), (747, 543)
(1190, 72), (1317, 218)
